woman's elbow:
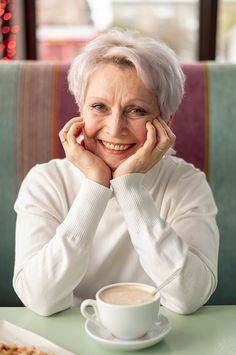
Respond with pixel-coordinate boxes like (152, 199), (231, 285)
(161, 272), (217, 315)
(13, 277), (71, 317)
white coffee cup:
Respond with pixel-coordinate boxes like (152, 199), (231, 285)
(80, 282), (160, 340)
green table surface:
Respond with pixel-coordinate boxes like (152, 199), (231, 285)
(0, 306), (235, 355)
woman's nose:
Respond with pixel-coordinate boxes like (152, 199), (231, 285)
(106, 111), (128, 136)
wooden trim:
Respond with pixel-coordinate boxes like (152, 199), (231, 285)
(23, 0), (37, 59)
(198, 0), (219, 60)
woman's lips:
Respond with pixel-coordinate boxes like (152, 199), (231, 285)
(99, 140), (134, 152)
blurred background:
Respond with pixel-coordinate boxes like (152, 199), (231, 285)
(1, 0), (236, 62)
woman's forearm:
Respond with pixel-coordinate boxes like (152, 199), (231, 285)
(13, 177), (112, 316)
(111, 173), (219, 314)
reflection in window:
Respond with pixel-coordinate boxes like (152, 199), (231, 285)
(36, 0), (199, 62)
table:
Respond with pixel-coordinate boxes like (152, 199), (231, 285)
(0, 306), (235, 355)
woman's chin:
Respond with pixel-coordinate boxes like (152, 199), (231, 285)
(104, 157), (126, 171)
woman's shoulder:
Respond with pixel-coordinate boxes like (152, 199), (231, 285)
(32, 158), (78, 173)
(160, 156), (213, 202)
(162, 155), (205, 179)
(146, 155), (205, 184)
(18, 158), (84, 200)
(15, 159), (84, 216)
(25, 158), (83, 183)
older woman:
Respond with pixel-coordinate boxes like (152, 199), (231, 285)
(13, 29), (219, 316)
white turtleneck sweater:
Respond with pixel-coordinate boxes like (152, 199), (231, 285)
(13, 155), (219, 316)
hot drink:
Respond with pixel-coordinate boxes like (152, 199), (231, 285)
(100, 284), (156, 305)
(81, 282), (160, 340)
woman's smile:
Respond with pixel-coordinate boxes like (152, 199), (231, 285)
(81, 62), (160, 170)
(101, 140), (133, 151)
(99, 140), (135, 152)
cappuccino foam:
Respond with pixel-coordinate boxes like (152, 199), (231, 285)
(100, 285), (156, 305)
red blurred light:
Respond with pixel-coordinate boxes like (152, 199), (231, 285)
(7, 48), (15, 57)
(8, 34), (15, 40)
(0, 8), (4, 16)
(8, 3), (15, 11)
(8, 40), (16, 49)
(11, 25), (20, 33)
(3, 12), (11, 20)
(2, 26), (10, 34)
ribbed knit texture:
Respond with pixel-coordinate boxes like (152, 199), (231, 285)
(13, 157), (219, 315)
(58, 178), (112, 245)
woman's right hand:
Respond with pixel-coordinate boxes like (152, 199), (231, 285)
(59, 117), (112, 187)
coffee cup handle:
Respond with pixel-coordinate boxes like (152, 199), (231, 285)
(80, 299), (100, 324)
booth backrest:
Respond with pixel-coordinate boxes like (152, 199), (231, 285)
(0, 61), (236, 306)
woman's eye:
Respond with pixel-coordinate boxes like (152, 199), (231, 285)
(91, 103), (107, 111)
(127, 107), (146, 116)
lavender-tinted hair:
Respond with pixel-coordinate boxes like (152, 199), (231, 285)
(68, 29), (185, 120)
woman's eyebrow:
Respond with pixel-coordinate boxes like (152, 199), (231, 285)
(125, 98), (154, 106)
(87, 96), (154, 106)
(87, 96), (103, 101)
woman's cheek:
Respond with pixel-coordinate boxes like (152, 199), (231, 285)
(82, 115), (98, 138)
(134, 120), (148, 145)
(82, 126), (94, 139)
(82, 128), (95, 151)
(82, 117), (101, 152)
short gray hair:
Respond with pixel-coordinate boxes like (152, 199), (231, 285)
(68, 29), (185, 120)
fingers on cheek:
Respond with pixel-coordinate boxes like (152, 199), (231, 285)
(73, 122), (84, 134)
(146, 121), (156, 143)
(58, 131), (65, 142)
(170, 131), (176, 143)
(65, 119), (84, 135)
(161, 128), (176, 147)
(67, 123), (82, 143)
(154, 119), (165, 134)
(155, 121), (176, 148)
(157, 119), (175, 139)
(75, 123), (84, 137)
(158, 134), (171, 148)
(65, 116), (83, 128)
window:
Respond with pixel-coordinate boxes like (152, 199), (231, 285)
(36, 0), (200, 62)
(217, 0), (236, 61)
(3, 0), (234, 61)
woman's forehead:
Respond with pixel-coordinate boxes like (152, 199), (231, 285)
(85, 63), (156, 103)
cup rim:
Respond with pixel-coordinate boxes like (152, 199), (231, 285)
(96, 282), (160, 308)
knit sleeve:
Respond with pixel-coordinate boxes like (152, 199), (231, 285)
(13, 164), (112, 316)
(110, 171), (219, 314)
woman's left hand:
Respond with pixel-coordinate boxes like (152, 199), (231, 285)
(113, 118), (175, 178)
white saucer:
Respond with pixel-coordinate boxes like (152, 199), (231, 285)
(85, 314), (171, 351)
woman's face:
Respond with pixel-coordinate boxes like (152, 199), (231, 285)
(81, 63), (160, 170)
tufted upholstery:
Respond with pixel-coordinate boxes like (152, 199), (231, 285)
(0, 61), (235, 306)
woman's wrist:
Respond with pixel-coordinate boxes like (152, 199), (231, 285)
(87, 173), (111, 188)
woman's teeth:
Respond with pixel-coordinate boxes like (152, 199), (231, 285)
(102, 141), (132, 151)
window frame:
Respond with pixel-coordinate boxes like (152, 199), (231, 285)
(199, 0), (219, 60)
